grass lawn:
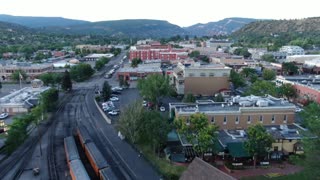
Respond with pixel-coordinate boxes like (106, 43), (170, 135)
(139, 144), (187, 180)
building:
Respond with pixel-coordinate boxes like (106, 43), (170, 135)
(302, 59), (320, 74)
(0, 62), (53, 81)
(180, 157), (236, 180)
(82, 53), (114, 61)
(276, 76), (320, 104)
(171, 62), (231, 96)
(129, 44), (188, 61)
(53, 58), (80, 68)
(170, 95), (296, 130)
(0, 80), (50, 115)
(280, 46), (304, 56)
(285, 55), (320, 64)
(205, 39), (233, 49)
(75, 45), (110, 52)
(116, 63), (162, 81)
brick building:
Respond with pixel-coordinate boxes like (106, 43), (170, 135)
(116, 63), (162, 81)
(171, 62), (231, 96)
(129, 44), (188, 61)
(170, 95), (296, 130)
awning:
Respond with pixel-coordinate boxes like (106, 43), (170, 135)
(227, 142), (250, 158)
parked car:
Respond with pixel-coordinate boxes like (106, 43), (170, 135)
(295, 107), (303, 112)
(0, 113), (9, 119)
(110, 97), (119, 101)
(160, 106), (166, 112)
(142, 101), (148, 107)
(112, 90), (121, 95)
(108, 110), (119, 116)
(112, 87), (123, 91)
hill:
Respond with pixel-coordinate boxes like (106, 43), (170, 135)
(184, 17), (258, 36)
(42, 19), (187, 38)
(0, 14), (89, 28)
(234, 17), (320, 36)
(0, 21), (35, 45)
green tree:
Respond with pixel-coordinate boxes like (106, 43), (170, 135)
(102, 81), (112, 101)
(70, 63), (95, 82)
(214, 93), (224, 102)
(244, 124), (274, 168)
(41, 88), (59, 112)
(39, 73), (54, 86)
(278, 83), (296, 99)
(230, 70), (246, 88)
(245, 80), (277, 96)
(261, 54), (276, 62)
(175, 113), (218, 158)
(117, 100), (145, 144)
(233, 48), (251, 58)
(241, 68), (256, 78)
(282, 62), (299, 75)
(95, 57), (109, 71)
(131, 58), (142, 68)
(249, 74), (259, 83)
(137, 74), (172, 108)
(183, 93), (196, 103)
(61, 70), (72, 92)
(262, 69), (276, 80)
(12, 69), (27, 81)
(188, 50), (200, 58)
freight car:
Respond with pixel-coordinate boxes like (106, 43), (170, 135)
(99, 167), (118, 180)
(77, 126), (92, 149)
(64, 136), (90, 180)
(69, 159), (90, 180)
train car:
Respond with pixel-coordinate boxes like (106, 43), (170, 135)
(85, 142), (109, 176)
(64, 136), (80, 163)
(69, 159), (90, 180)
(99, 167), (118, 180)
(77, 126), (92, 148)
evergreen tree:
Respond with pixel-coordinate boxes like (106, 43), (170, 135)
(102, 81), (112, 101)
(61, 70), (72, 92)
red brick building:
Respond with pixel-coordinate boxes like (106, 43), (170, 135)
(129, 44), (188, 61)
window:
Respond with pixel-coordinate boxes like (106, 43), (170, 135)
(283, 115), (287, 123)
(260, 115), (263, 123)
(272, 115), (275, 123)
(209, 73), (215, 77)
(211, 116), (215, 123)
(223, 116), (227, 125)
(200, 73), (206, 77)
(189, 73), (194, 77)
(235, 116), (239, 124)
(247, 116), (251, 124)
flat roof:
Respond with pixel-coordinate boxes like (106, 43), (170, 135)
(118, 63), (162, 73)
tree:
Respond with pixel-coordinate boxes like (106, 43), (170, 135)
(140, 110), (170, 154)
(188, 50), (200, 58)
(282, 62), (299, 75)
(244, 124), (274, 168)
(70, 63), (95, 82)
(117, 100), (145, 144)
(41, 88), (59, 112)
(241, 68), (256, 78)
(261, 54), (276, 62)
(39, 73), (54, 86)
(61, 70), (72, 92)
(262, 69), (276, 81)
(102, 81), (112, 101)
(245, 80), (277, 96)
(137, 74), (172, 108)
(279, 83), (296, 99)
(299, 103), (320, 177)
(12, 69), (27, 81)
(183, 93), (196, 103)
(230, 69), (246, 89)
(95, 57), (109, 71)
(131, 58), (142, 68)
(175, 113), (218, 158)
(214, 93), (224, 102)
(233, 48), (251, 58)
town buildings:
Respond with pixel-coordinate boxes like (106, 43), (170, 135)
(171, 62), (231, 96)
(129, 44), (188, 61)
(116, 63), (162, 81)
(0, 62), (53, 81)
(82, 53), (114, 61)
(170, 95), (296, 130)
(280, 46), (305, 56)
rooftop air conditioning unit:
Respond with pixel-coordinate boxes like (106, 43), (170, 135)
(256, 100), (269, 107)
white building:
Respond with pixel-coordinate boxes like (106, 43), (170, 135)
(280, 46), (305, 56)
(82, 53), (114, 61)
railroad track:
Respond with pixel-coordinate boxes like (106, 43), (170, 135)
(0, 93), (72, 179)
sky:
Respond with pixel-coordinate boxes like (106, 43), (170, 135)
(0, 0), (319, 27)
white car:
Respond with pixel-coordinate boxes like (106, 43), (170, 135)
(110, 97), (119, 101)
(160, 106), (166, 112)
(295, 107), (303, 112)
(142, 101), (148, 107)
(112, 87), (123, 91)
(108, 110), (119, 116)
(0, 113), (9, 119)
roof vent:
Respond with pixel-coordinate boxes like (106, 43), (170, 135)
(221, 104), (225, 108)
